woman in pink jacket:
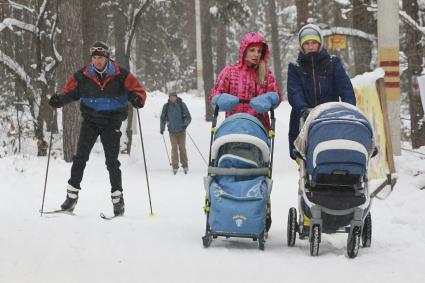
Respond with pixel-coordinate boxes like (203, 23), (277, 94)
(210, 32), (281, 131)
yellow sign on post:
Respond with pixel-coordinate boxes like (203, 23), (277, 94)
(354, 84), (388, 180)
(327, 35), (347, 49)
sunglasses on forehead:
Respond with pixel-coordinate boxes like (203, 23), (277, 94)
(90, 47), (107, 52)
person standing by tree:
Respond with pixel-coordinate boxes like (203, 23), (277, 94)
(160, 92), (192, 175)
(48, 41), (146, 216)
(287, 24), (356, 161)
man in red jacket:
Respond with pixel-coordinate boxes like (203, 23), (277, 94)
(49, 41), (146, 216)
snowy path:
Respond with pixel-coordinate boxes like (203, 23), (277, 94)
(1, 92), (425, 283)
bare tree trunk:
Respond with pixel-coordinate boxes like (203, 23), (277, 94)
(58, 0), (83, 162)
(296, 0), (309, 30)
(82, 0), (107, 56)
(201, 0), (213, 121)
(352, 0), (374, 75)
(403, 0), (425, 148)
(267, 0), (283, 92)
(216, 21), (226, 75)
(113, 6), (134, 154)
(34, 1), (49, 156)
(114, 8), (127, 68)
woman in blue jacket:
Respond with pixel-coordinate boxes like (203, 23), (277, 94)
(287, 24), (356, 160)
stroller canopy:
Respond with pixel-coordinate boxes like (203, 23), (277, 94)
(211, 113), (270, 164)
(295, 102), (374, 179)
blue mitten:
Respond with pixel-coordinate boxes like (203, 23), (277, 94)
(212, 93), (239, 112)
(249, 92), (279, 113)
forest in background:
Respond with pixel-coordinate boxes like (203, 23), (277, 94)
(1, 0), (425, 160)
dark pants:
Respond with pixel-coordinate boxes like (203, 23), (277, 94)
(68, 119), (122, 193)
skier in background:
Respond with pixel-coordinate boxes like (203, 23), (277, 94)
(160, 92), (192, 175)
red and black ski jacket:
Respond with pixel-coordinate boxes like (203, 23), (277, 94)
(58, 60), (146, 128)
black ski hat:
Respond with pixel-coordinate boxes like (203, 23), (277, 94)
(90, 41), (110, 58)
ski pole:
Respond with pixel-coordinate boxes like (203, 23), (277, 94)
(187, 131), (208, 166)
(161, 134), (171, 166)
(136, 109), (155, 216)
(40, 118), (55, 216)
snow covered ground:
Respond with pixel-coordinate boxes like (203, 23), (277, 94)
(1, 91), (425, 283)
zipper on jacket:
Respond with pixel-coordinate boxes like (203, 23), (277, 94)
(311, 55), (318, 106)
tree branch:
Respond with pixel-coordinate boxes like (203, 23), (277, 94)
(36, 0), (49, 28)
(0, 18), (39, 34)
(399, 10), (425, 36)
(0, 50), (36, 94)
(8, 0), (36, 14)
(46, 14), (61, 73)
(125, 0), (152, 59)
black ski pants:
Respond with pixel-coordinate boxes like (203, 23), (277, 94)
(68, 119), (122, 193)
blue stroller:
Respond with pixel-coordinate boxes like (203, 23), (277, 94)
(287, 102), (376, 258)
(202, 109), (275, 250)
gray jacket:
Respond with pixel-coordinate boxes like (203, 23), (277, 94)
(160, 97), (191, 133)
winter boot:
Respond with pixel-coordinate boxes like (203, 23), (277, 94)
(172, 167), (178, 175)
(60, 184), (79, 212)
(111, 190), (125, 216)
(182, 165), (188, 174)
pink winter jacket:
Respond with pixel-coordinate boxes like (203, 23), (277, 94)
(209, 32), (282, 131)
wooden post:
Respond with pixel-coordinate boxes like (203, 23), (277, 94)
(376, 79), (396, 174)
(376, 78), (397, 190)
(378, 0), (401, 155)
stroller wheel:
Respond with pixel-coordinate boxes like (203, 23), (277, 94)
(258, 233), (266, 251)
(362, 212), (372, 248)
(287, 207), (297, 247)
(202, 233), (212, 248)
(347, 226), (361, 258)
(309, 225), (321, 256)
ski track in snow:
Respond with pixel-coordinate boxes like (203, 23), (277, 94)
(1, 92), (425, 283)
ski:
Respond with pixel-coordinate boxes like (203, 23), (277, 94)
(40, 209), (75, 216)
(99, 212), (121, 220)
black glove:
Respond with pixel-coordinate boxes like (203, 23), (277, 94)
(48, 94), (63, 108)
(129, 93), (143, 108)
(160, 129), (164, 135)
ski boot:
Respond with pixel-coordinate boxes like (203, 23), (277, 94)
(60, 184), (79, 212)
(182, 165), (188, 174)
(111, 190), (125, 216)
(172, 167), (178, 175)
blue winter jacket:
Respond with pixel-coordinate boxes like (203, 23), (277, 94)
(287, 48), (356, 159)
(160, 97), (192, 134)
